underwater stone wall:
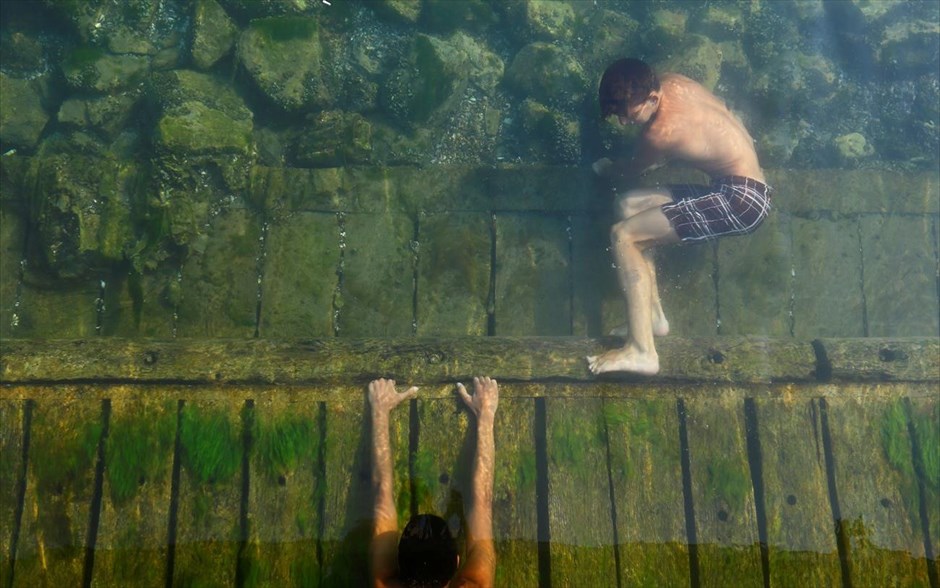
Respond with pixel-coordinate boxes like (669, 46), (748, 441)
(0, 0), (938, 340)
(1, 161), (938, 340)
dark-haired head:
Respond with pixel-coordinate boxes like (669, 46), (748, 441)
(398, 514), (458, 588)
(598, 58), (660, 118)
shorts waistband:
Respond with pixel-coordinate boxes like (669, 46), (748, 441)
(714, 175), (772, 193)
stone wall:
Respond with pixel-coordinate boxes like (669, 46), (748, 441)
(1, 162), (937, 340)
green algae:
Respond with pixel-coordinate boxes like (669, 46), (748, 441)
(252, 413), (319, 481)
(105, 401), (176, 504)
(30, 411), (102, 494)
(703, 457), (750, 510)
(412, 445), (439, 512)
(881, 399), (914, 476)
(251, 16), (318, 43)
(179, 403), (242, 485)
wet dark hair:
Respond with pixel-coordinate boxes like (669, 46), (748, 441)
(598, 58), (660, 117)
(398, 514), (458, 588)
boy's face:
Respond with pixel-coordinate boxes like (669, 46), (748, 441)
(616, 93), (660, 127)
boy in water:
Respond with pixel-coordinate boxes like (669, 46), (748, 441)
(369, 377), (497, 588)
(587, 58), (772, 376)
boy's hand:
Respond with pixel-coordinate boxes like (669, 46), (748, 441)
(456, 376), (499, 422)
(368, 379), (418, 416)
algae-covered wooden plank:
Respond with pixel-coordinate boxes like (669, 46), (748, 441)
(860, 214), (939, 337)
(92, 388), (176, 587)
(414, 390), (471, 518)
(717, 211), (792, 337)
(1, 397), (26, 588)
(791, 215), (865, 338)
(319, 388), (409, 587)
(494, 213), (571, 336)
(754, 397), (841, 586)
(337, 212), (416, 337)
(820, 338), (940, 382)
(491, 392), (539, 587)
(176, 209), (262, 337)
(825, 393), (931, 586)
(683, 393), (762, 587)
(0, 336), (821, 385)
(908, 395), (939, 580)
(604, 395), (690, 587)
(172, 390), (247, 588)
(259, 212), (339, 337)
(545, 393), (618, 585)
(242, 389), (322, 586)
(14, 390), (104, 587)
(415, 212), (491, 336)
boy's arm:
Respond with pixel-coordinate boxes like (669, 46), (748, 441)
(369, 379), (417, 588)
(454, 378), (498, 587)
(594, 141), (667, 180)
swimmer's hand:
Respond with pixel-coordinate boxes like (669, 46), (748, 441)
(592, 157), (613, 176)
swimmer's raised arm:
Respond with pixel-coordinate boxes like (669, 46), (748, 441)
(369, 378), (418, 588)
(454, 377), (499, 587)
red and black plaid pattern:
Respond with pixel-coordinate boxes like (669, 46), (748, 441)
(661, 175), (773, 243)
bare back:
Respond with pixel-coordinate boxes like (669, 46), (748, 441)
(642, 74), (764, 182)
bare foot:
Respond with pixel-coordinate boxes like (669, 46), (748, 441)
(586, 346), (660, 375)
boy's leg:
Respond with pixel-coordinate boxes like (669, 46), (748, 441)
(588, 206), (679, 375)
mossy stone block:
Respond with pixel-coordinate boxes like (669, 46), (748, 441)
(657, 239), (719, 337)
(570, 213), (621, 337)
(416, 212), (490, 336)
(62, 48), (149, 93)
(791, 215), (864, 338)
(754, 398), (841, 585)
(605, 396), (690, 587)
(100, 268), (178, 338)
(684, 394), (763, 586)
(494, 213), (571, 335)
(14, 279), (99, 338)
(259, 212), (339, 337)
(177, 209), (262, 337)
(717, 211), (792, 336)
(336, 212), (415, 337)
(0, 73), (50, 149)
(0, 205), (24, 338)
(237, 16), (334, 112)
(192, 0), (238, 70)
(770, 169), (939, 215)
(156, 101), (252, 156)
(249, 166), (341, 213)
(860, 214), (939, 336)
(505, 43), (587, 108)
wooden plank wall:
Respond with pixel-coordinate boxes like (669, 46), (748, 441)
(1, 380), (937, 588)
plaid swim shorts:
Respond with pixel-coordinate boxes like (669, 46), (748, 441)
(661, 176), (773, 243)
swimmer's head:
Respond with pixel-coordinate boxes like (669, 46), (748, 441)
(598, 58), (661, 120)
(398, 514), (459, 588)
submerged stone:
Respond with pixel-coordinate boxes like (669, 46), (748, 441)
(192, 0), (239, 70)
(525, 0), (577, 42)
(237, 15), (337, 112)
(62, 47), (151, 93)
(294, 111), (372, 167)
(57, 94), (139, 140)
(505, 42), (587, 109)
(0, 73), (50, 149)
(659, 35), (723, 92)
